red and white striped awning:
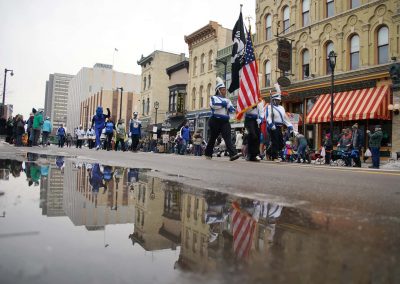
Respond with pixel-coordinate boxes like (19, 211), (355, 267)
(306, 86), (390, 123)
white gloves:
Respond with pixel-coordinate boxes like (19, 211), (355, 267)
(256, 118), (261, 125)
(271, 125), (276, 130)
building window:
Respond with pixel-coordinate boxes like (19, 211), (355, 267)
(266, 14), (272, 40)
(283, 6), (290, 34)
(193, 57), (198, 76)
(192, 88), (196, 109)
(302, 49), (310, 79)
(142, 99), (145, 115)
(265, 60), (271, 87)
(350, 0), (360, 9)
(377, 26), (389, 64)
(143, 77), (147, 90)
(199, 86), (204, 108)
(350, 35), (360, 70)
(302, 0), (310, 27)
(200, 53), (205, 73)
(146, 98), (150, 115)
(207, 84), (211, 106)
(326, 0), (334, 18)
(326, 41), (334, 74)
(208, 50), (214, 71)
(148, 75), (151, 88)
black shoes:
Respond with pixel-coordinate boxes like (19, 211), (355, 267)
(229, 153), (241, 161)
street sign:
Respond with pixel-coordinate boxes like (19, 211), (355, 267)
(278, 39), (292, 72)
(277, 76), (291, 87)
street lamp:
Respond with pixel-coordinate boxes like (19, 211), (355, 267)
(1, 68), (14, 119)
(328, 50), (337, 148)
(117, 87), (123, 121)
(154, 101), (159, 124)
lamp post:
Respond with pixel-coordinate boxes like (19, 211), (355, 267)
(1, 68), (14, 119)
(328, 50), (337, 147)
(154, 101), (159, 124)
(117, 87), (123, 121)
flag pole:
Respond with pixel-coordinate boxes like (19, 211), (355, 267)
(240, 4), (243, 12)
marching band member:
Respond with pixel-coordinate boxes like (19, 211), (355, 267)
(266, 83), (293, 162)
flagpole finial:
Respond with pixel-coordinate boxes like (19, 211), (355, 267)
(240, 4), (243, 12)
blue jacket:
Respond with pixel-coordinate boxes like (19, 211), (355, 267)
(180, 126), (190, 141)
(42, 119), (52, 132)
(57, 127), (65, 137)
(92, 107), (110, 129)
(129, 119), (142, 136)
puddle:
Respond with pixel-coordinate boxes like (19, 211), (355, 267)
(0, 157), (399, 284)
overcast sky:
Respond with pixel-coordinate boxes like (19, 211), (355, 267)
(0, 0), (255, 117)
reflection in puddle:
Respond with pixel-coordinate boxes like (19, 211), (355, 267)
(0, 157), (399, 284)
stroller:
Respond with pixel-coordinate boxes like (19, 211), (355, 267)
(330, 147), (353, 167)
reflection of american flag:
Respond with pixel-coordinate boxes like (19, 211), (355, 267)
(236, 28), (260, 120)
(232, 202), (256, 259)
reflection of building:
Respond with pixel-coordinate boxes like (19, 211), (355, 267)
(63, 162), (135, 228)
(130, 176), (176, 251)
(40, 164), (65, 216)
(184, 21), (232, 139)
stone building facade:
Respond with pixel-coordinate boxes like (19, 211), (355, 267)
(255, 0), (400, 157)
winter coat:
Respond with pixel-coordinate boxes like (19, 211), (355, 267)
(368, 129), (383, 148)
(16, 119), (25, 135)
(57, 127), (66, 137)
(42, 119), (52, 133)
(193, 133), (202, 145)
(351, 129), (363, 149)
(33, 112), (44, 130)
(180, 126), (190, 141)
(116, 123), (126, 139)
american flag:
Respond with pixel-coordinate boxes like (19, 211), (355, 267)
(231, 202), (256, 259)
(236, 28), (261, 120)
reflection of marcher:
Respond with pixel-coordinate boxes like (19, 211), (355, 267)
(92, 107), (111, 150)
(266, 84), (293, 162)
(204, 77), (240, 161)
(367, 125), (383, 169)
(129, 112), (141, 152)
(30, 163), (41, 186)
(55, 156), (64, 171)
(90, 163), (104, 192)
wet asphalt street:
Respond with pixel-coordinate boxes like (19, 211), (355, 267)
(1, 141), (399, 219)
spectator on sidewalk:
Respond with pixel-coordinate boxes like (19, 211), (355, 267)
(42, 116), (52, 147)
(32, 109), (44, 146)
(367, 125), (383, 169)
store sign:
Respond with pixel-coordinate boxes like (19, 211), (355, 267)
(278, 39), (292, 72)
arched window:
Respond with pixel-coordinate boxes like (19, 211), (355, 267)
(200, 53), (205, 73)
(302, 49), (310, 79)
(350, 0), (360, 9)
(326, 0), (334, 18)
(350, 35), (359, 70)
(192, 88), (196, 109)
(302, 0), (310, 27)
(377, 26), (389, 64)
(142, 99), (145, 116)
(266, 14), (272, 40)
(199, 85), (204, 108)
(208, 50), (214, 71)
(283, 6), (290, 34)
(326, 41), (334, 74)
(265, 61), (271, 87)
(146, 98), (150, 115)
(207, 84), (212, 106)
(193, 57), (198, 76)
(143, 77), (147, 90)
(148, 75), (151, 88)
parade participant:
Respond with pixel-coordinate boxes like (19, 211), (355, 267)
(129, 112), (141, 152)
(266, 83), (293, 162)
(86, 127), (95, 149)
(367, 125), (383, 169)
(179, 121), (191, 155)
(244, 99), (264, 162)
(204, 77), (241, 161)
(76, 125), (85, 148)
(104, 118), (115, 151)
(26, 112), (34, 146)
(56, 124), (66, 148)
(91, 106), (111, 150)
(115, 119), (126, 151)
(351, 123), (363, 167)
(41, 116), (52, 147)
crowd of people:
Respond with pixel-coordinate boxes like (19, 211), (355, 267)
(1, 77), (384, 169)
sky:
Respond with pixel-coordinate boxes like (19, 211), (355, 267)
(0, 0), (255, 117)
